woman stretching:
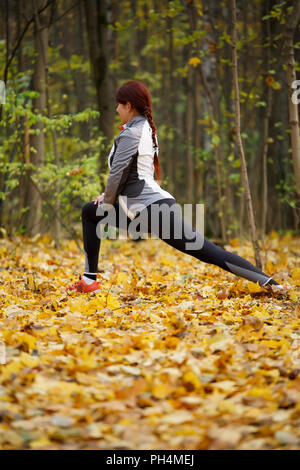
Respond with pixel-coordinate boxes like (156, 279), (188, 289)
(68, 80), (283, 293)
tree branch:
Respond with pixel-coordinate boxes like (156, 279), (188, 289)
(3, 0), (56, 84)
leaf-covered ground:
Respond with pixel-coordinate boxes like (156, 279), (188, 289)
(0, 233), (299, 450)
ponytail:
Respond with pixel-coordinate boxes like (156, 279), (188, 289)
(144, 107), (161, 185)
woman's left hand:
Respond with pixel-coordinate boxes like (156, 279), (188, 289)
(93, 193), (105, 206)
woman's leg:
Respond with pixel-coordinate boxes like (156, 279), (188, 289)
(143, 199), (280, 287)
(81, 201), (132, 276)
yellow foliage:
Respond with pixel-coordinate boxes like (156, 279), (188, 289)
(29, 438), (52, 449)
(19, 352), (39, 368)
(229, 238), (239, 247)
(247, 282), (264, 293)
(131, 335), (148, 350)
(182, 371), (201, 391)
(116, 272), (128, 284)
(289, 291), (299, 302)
(160, 256), (175, 267)
(188, 57), (201, 67)
(0, 360), (24, 382)
(16, 332), (37, 351)
(292, 268), (300, 281)
(247, 387), (273, 401)
(0, 233), (299, 449)
(152, 383), (173, 399)
(270, 230), (278, 239)
(251, 305), (270, 319)
(151, 273), (164, 282)
(217, 400), (236, 413)
(165, 336), (180, 349)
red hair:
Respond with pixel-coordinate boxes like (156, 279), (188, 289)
(116, 80), (161, 184)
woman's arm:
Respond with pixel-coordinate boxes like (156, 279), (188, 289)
(102, 128), (140, 205)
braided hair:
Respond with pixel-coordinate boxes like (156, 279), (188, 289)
(115, 80), (161, 184)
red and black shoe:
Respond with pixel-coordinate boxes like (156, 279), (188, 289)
(66, 275), (101, 294)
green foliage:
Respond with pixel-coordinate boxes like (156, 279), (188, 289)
(262, 1), (291, 24)
(166, 0), (184, 17)
(211, 135), (220, 148)
(275, 176), (297, 208)
(0, 74), (104, 234)
(255, 101), (267, 107)
(229, 173), (241, 184)
(194, 147), (214, 171)
(0, 0), (298, 240)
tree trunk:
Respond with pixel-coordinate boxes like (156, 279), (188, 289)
(209, 2), (234, 238)
(44, 3), (60, 246)
(185, 0), (197, 205)
(261, 85), (273, 240)
(260, 1), (274, 240)
(0, 0), (10, 225)
(84, 0), (115, 182)
(185, 61), (194, 204)
(283, 0), (300, 206)
(111, 0), (119, 86)
(24, 0), (49, 237)
(231, 0), (262, 269)
(198, 64), (227, 243)
(166, 9), (175, 196)
(194, 67), (203, 204)
(17, 0), (29, 232)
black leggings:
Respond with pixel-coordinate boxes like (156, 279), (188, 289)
(82, 198), (278, 286)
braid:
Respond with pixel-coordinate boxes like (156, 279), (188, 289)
(144, 107), (161, 184)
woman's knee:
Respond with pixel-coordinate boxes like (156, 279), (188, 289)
(82, 201), (96, 220)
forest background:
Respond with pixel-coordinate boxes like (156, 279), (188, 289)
(0, 0), (300, 451)
(0, 0), (299, 246)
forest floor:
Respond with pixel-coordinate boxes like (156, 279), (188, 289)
(0, 232), (299, 450)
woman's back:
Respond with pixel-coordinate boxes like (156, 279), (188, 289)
(105, 115), (174, 220)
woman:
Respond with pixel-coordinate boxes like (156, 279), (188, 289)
(68, 80), (283, 293)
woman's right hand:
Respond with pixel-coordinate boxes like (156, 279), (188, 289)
(93, 193), (105, 206)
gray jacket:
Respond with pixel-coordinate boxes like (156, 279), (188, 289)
(102, 115), (174, 220)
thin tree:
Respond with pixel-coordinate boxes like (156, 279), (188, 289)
(24, 0), (50, 236)
(45, 0), (60, 246)
(166, 0), (175, 196)
(231, 0), (262, 269)
(198, 63), (227, 244)
(283, 0), (300, 208)
(185, 0), (196, 206)
(261, 5), (273, 240)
